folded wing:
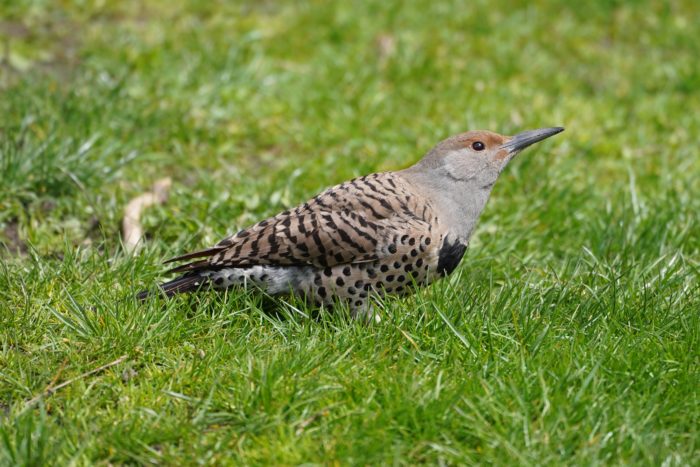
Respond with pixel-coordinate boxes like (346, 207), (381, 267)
(165, 173), (436, 273)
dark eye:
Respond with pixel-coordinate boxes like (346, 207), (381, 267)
(472, 141), (485, 151)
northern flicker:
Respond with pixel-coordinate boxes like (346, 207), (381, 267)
(138, 127), (564, 319)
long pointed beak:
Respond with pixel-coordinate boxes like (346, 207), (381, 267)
(501, 127), (564, 154)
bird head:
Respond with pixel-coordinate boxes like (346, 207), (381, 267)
(416, 127), (564, 189)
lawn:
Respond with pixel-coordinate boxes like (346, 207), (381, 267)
(1, 0), (698, 464)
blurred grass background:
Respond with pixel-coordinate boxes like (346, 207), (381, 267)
(1, 0), (698, 464)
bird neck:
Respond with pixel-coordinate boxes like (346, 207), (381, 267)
(400, 166), (494, 242)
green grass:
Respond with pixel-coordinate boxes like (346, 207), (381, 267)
(1, 0), (699, 464)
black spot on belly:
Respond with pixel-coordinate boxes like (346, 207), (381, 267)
(437, 238), (468, 276)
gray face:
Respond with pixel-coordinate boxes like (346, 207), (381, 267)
(402, 127), (564, 239)
(433, 127), (565, 188)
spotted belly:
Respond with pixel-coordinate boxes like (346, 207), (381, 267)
(203, 235), (465, 317)
(205, 265), (315, 296)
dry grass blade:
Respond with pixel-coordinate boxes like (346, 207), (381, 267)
(122, 178), (172, 252)
(25, 355), (128, 408)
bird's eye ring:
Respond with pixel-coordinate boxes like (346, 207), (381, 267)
(472, 141), (485, 151)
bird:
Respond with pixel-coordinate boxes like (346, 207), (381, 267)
(138, 127), (564, 320)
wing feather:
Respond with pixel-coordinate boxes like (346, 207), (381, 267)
(165, 173), (437, 273)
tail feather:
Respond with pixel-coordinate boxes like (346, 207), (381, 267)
(163, 246), (225, 265)
(136, 273), (208, 301)
(166, 259), (211, 275)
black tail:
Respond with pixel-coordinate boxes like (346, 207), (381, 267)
(136, 273), (208, 301)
